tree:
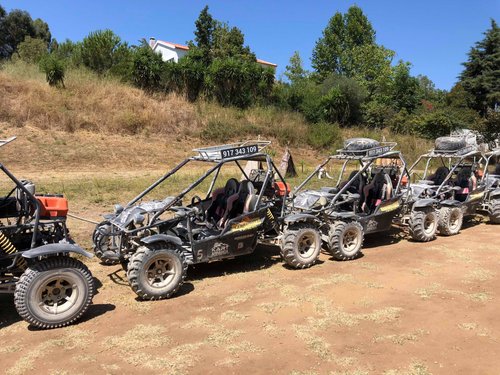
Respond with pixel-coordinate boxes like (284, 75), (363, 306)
(460, 19), (500, 115)
(80, 29), (126, 75)
(285, 51), (307, 83)
(312, 5), (375, 77)
(194, 5), (216, 65)
(16, 36), (48, 63)
(32, 18), (51, 46)
(390, 61), (421, 113)
(0, 9), (35, 58)
(212, 22), (255, 61)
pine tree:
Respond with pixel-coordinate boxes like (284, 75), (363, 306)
(460, 19), (500, 115)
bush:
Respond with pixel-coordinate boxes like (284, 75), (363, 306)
(39, 54), (65, 87)
(80, 29), (128, 75)
(131, 46), (164, 91)
(15, 36), (47, 63)
(363, 100), (396, 128)
(177, 57), (206, 101)
(307, 121), (342, 149)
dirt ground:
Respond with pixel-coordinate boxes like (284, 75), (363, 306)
(1, 217), (499, 375)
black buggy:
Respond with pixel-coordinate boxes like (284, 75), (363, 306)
(287, 138), (409, 261)
(0, 137), (94, 329)
(479, 143), (500, 223)
(93, 141), (318, 300)
(406, 135), (487, 238)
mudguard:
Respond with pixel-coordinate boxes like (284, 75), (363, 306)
(440, 199), (461, 207)
(22, 243), (93, 259)
(284, 213), (321, 225)
(141, 234), (182, 247)
(489, 188), (500, 199)
(413, 198), (436, 209)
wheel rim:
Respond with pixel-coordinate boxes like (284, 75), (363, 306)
(298, 232), (317, 260)
(449, 210), (461, 231)
(423, 214), (436, 234)
(341, 228), (360, 255)
(144, 256), (177, 289)
(37, 275), (80, 315)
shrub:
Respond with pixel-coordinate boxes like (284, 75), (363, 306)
(80, 29), (127, 75)
(39, 54), (65, 87)
(131, 46), (164, 91)
(15, 36), (47, 63)
(307, 121), (342, 149)
(363, 100), (396, 128)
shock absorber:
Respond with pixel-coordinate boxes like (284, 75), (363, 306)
(0, 231), (26, 270)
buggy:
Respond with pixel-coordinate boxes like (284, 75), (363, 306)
(479, 144), (500, 223)
(0, 137), (94, 329)
(406, 135), (487, 238)
(93, 141), (318, 300)
(286, 138), (408, 260)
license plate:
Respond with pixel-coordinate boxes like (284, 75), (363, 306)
(221, 145), (259, 159)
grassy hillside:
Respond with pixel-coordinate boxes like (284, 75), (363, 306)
(0, 61), (432, 172)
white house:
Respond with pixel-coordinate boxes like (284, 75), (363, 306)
(149, 37), (277, 71)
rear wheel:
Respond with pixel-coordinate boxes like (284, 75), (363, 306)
(438, 207), (463, 235)
(489, 199), (500, 224)
(14, 257), (94, 329)
(280, 224), (321, 269)
(327, 221), (364, 260)
(127, 245), (187, 300)
(409, 209), (438, 242)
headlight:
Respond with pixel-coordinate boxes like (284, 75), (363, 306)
(133, 213), (145, 225)
(114, 204), (124, 214)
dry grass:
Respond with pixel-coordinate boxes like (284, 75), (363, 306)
(383, 361), (431, 375)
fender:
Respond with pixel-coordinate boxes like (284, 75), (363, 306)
(141, 234), (182, 247)
(284, 213), (321, 225)
(22, 243), (93, 259)
(490, 188), (500, 199)
(413, 198), (436, 209)
(440, 199), (461, 207)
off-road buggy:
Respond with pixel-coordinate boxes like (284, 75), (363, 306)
(479, 143), (500, 223)
(406, 135), (487, 238)
(287, 138), (408, 260)
(0, 137), (94, 329)
(93, 141), (318, 300)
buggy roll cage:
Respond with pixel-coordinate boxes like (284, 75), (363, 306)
(408, 145), (486, 196)
(122, 141), (288, 232)
(484, 147), (500, 179)
(294, 142), (409, 212)
(0, 137), (43, 251)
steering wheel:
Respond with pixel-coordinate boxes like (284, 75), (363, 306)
(191, 195), (206, 222)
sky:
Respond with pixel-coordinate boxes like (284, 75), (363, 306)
(1, 0), (498, 90)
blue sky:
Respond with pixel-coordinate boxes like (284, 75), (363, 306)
(2, 0), (498, 90)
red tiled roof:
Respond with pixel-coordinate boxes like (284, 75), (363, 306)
(256, 58), (277, 67)
(154, 40), (190, 51)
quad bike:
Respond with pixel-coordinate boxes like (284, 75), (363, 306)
(479, 143), (500, 223)
(93, 141), (320, 300)
(0, 137), (94, 329)
(405, 135), (487, 238)
(287, 138), (409, 260)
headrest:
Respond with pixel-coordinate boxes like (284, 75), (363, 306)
(224, 178), (239, 196)
(238, 180), (255, 195)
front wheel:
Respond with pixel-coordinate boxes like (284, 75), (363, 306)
(438, 207), (463, 236)
(409, 209), (438, 242)
(327, 221), (364, 260)
(280, 224), (321, 269)
(489, 199), (500, 224)
(127, 245), (187, 300)
(14, 257), (94, 329)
